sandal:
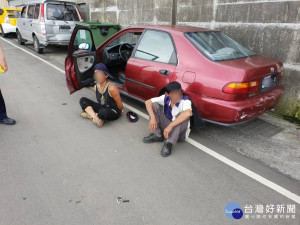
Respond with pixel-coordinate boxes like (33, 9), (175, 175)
(80, 111), (92, 120)
(92, 116), (104, 127)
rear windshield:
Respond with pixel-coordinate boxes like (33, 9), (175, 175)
(185, 31), (257, 62)
(6, 10), (20, 18)
(46, 3), (79, 21)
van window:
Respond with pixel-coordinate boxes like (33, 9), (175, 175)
(135, 30), (177, 64)
(34, 4), (40, 19)
(20, 6), (27, 18)
(27, 5), (35, 19)
(46, 3), (79, 21)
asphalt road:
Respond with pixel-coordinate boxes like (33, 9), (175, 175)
(0, 37), (299, 225)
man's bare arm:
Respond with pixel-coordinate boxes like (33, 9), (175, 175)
(145, 99), (157, 131)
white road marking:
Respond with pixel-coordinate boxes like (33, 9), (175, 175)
(2, 37), (300, 205)
(0, 37), (65, 74)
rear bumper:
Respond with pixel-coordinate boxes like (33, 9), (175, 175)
(189, 86), (285, 125)
(1, 23), (16, 33)
(37, 33), (71, 46)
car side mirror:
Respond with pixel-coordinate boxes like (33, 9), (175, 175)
(78, 43), (90, 50)
(0, 9), (4, 15)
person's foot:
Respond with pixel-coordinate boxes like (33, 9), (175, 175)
(80, 111), (92, 120)
(143, 133), (164, 143)
(93, 116), (104, 127)
(0, 117), (16, 125)
(161, 141), (173, 157)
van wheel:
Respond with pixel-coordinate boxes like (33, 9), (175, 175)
(1, 26), (7, 38)
(33, 36), (43, 54)
(17, 30), (25, 45)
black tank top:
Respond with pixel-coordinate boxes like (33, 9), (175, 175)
(96, 82), (119, 112)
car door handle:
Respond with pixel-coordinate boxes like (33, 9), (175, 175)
(159, 69), (170, 75)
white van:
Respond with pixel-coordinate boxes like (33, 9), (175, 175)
(16, 0), (83, 54)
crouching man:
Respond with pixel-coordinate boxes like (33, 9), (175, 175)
(143, 81), (193, 157)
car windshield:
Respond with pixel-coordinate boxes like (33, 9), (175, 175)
(106, 32), (142, 48)
(46, 3), (79, 21)
(185, 31), (257, 62)
(6, 10), (20, 18)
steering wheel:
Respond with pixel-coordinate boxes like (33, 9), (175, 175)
(119, 43), (134, 62)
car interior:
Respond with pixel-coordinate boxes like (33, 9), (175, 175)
(100, 31), (143, 86)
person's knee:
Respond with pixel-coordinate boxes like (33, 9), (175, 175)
(79, 97), (89, 109)
(152, 102), (161, 112)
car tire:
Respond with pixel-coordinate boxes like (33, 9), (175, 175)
(1, 26), (7, 38)
(33, 35), (43, 54)
(17, 30), (25, 45)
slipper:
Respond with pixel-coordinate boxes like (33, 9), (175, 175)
(92, 116), (104, 127)
(80, 111), (92, 120)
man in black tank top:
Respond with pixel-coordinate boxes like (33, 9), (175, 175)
(79, 63), (123, 127)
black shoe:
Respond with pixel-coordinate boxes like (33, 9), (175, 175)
(143, 133), (164, 143)
(0, 117), (16, 125)
(161, 141), (173, 157)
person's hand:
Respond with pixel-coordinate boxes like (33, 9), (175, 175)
(163, 125), (173, 139)
(149, 117), (157, 131)
(0, 60), (8, 73)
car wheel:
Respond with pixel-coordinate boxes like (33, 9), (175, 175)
(17, 30), (25, 45)
(33, 35), (43, 54)
(1, 26), (7, 38)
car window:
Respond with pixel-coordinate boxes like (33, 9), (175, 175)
(72, 29), (94, 54)
(134, 30), (177, 64)
(106, 32), (142, 48)
(34, 4), (40, 19)
(6, 10), (20, 18)
(20, 6), (27, 18)
(46, 3), (79, 21)
(27, 5), (35, 19)
(185, 31), (257, 62)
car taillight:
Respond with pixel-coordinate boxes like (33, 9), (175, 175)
(5, 15), (9, 23)
(76, 5), (83, 21)
(223, 81), (259, 94)
(40, 3), (45, 22)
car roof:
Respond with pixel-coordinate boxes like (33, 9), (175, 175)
(126, 25), (214, 33)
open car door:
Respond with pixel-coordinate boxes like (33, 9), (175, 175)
(65, 26), (97, 94)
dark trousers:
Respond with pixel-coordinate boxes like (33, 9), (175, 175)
(0, 89), (7, 120)
(79, 97), (121, 121)
(152, 102), (190, 145)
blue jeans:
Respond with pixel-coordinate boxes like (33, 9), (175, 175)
(0, 89), (7, 120)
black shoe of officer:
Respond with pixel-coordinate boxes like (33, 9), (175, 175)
(143, 133), (164, 143)
(0, 117), (16, 125)
(161, 141), (173, 157)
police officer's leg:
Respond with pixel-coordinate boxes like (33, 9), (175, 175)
(0, 89), (7, 120)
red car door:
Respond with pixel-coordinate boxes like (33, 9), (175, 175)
(65, 26), (97, 94)
(125, 29), (178, 100)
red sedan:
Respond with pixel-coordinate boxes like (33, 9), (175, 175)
(65, 25), (284, 125)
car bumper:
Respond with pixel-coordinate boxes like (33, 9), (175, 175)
(189, 85), (285, 125)
(1, 23), (16, 33)
(37, 33), (71, 46)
